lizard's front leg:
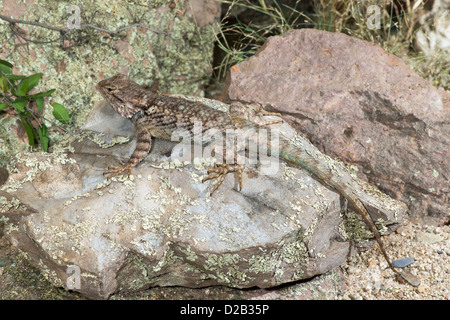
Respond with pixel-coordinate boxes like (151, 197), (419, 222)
(103, 124), (152, 179)
(229, 101), (283, 126)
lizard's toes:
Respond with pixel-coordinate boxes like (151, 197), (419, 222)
(202, 172), (220, 182)
(206, 168), (221, 175)
(105, 165), (120, 171)
(202, 163), (245, 195)
(103, 162), (132, 179)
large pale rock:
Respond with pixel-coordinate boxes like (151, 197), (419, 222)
(224, 29), (449, 221)
(0, 97), (407, 299)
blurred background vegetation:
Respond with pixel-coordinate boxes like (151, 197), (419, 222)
(212, 0), (449, 90)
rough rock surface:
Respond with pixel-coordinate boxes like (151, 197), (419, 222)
(224, 28), (449, 221)
(0, 97), (407, 299)
(0, 0), (221, 166)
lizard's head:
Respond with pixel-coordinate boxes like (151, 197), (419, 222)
(96, 74), (150, 119)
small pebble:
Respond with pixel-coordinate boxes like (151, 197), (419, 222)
(392, 257), (415, 268)
(395, 226), (404, 234)
(416, 232), (443, 244)
(368, 259), (378, 268)
(416, 284), (429, 294)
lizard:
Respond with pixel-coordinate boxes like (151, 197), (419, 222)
(95, 73), (419, 286)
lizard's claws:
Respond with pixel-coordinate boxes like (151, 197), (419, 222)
(253, 105), (283, 126)
(254, 104), (282, 117)
(103, 160), (132, 179)
(234, 102), (283, 126)
(202, 163), (244, 196)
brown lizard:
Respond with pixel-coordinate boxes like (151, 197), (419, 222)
(96, 73), (419, 286)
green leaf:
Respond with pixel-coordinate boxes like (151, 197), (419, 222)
(0, 60), (12, 74)
(51, 102), (70, 124)
(0, 59), (13, 68)
(35, 97), (44, 114)
(19, 117), (35, 146)
(0, 103), (10, 111)
(7, 74), (26, 81)
(29, 89), (55, 98)
(15, 73), (43, 96)
(12, 97), (28, 112)
(38, 123), (49, 152)
(0, 74), (8, 93)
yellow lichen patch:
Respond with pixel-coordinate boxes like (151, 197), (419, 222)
(283, 167), (307, 189)
(0, 196), (22, 213)
(339, 210), (374, 242)
(38, 259), (64, 287)
(63, 192), (91, 207)
(1, 152), (77, 194)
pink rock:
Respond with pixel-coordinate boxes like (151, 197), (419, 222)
(224, 29), (449, 220)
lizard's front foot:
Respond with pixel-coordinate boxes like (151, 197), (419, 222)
(202, 163), (244, 196)
(252, 104), (283, 125)
(230, 102), (283, 126)
(103, 160), (133, 180)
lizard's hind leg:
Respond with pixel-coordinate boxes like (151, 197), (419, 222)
(202, 163), (244, 195)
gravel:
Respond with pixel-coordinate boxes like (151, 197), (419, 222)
(339, 219), (449, 300)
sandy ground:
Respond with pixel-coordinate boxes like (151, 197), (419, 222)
(339, 218), (449, 300)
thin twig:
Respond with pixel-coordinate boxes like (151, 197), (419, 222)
(0, 14), (64, 32)
(0, 68), (17, 91)
(25, 106), (68, 133)
(0, 91), (13, 103)
(10, 24), (62, 44)
(0, 14), (168, 40)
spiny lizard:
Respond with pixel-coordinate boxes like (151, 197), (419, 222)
(96, 73), (419, 286)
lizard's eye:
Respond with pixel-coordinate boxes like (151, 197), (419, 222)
(105, 86), (116, 92)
